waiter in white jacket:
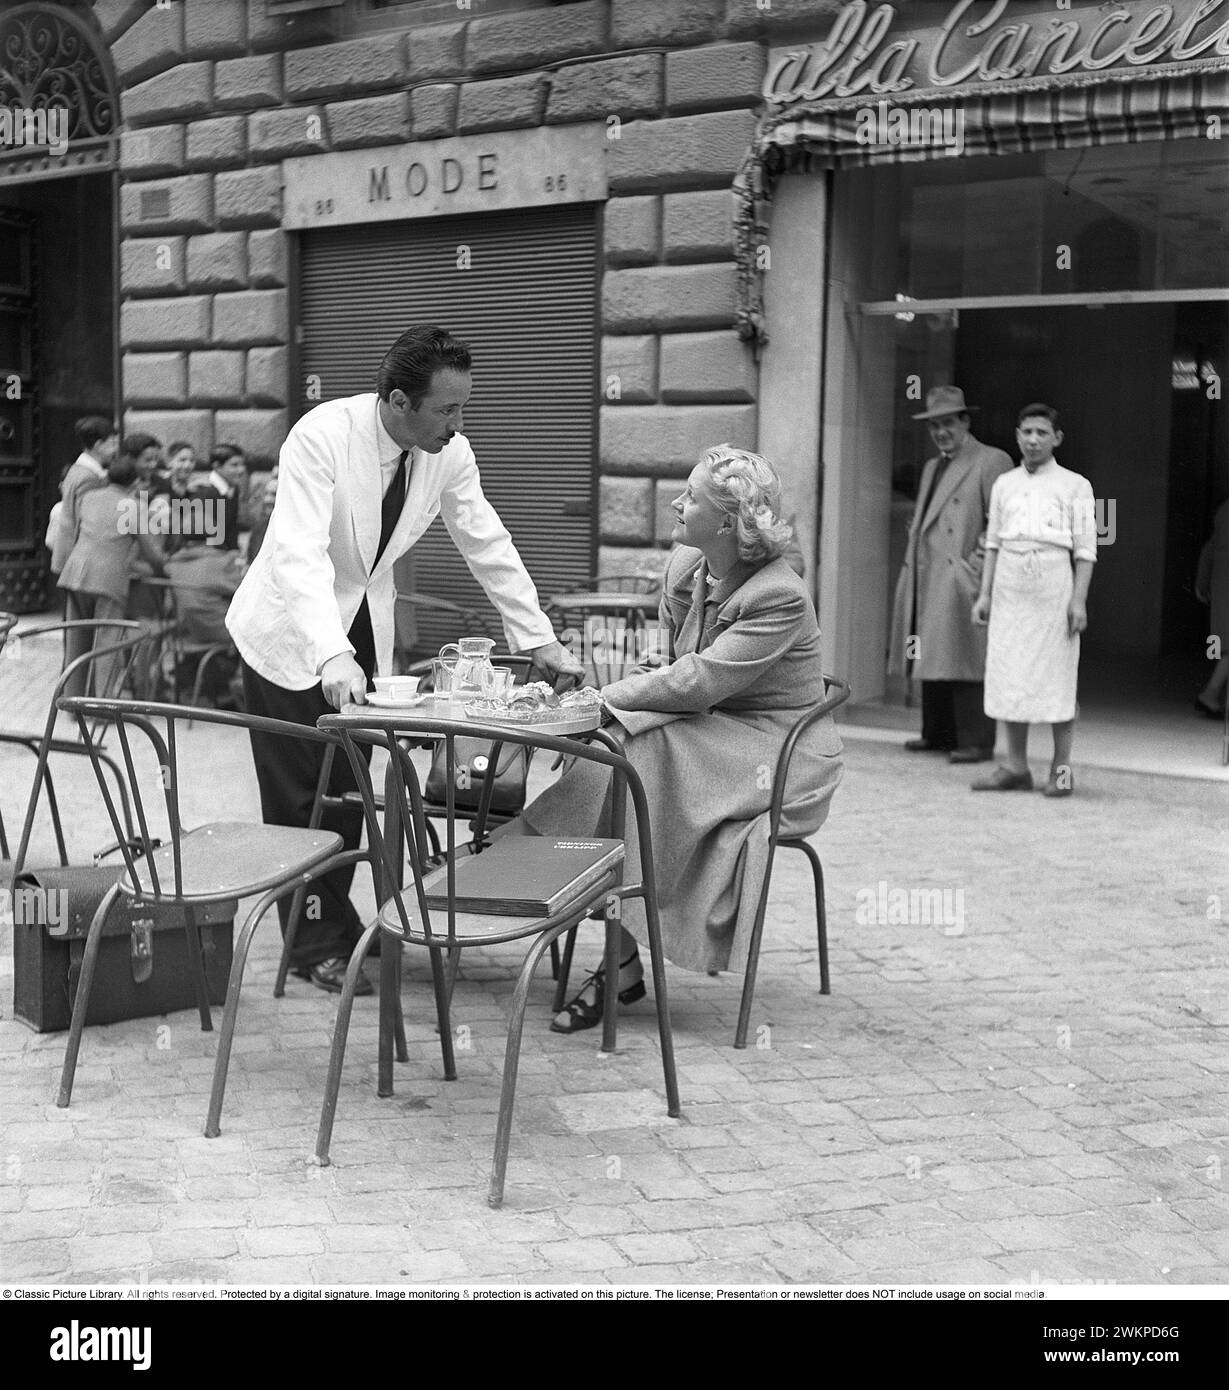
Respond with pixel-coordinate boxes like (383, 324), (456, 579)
(227, 326), (582, 994)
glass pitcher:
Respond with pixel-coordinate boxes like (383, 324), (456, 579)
(437, 637), (496, 699)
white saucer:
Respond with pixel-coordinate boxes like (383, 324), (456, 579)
(366, 690), (433, 709)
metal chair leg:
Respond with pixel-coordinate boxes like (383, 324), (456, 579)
(392, 943), (408, 1064)
(549, 938), (560, 981)
(56, 885), (120, 1108)
(552, 925), (577, 1012)
(638, 889), (680, 1118)
(600, 904), (620, 1055)
(489, 927), (560, 1208)
(205, 884), (283, 1137)
(734, 841), (779, 1051)
(377, 935), (398, 1096)
(316, 918), (383, 1165)
(444, 944), (462, 1011)
(181, 904), (214, 1033)
(427, 944), (458, 1081)
(795, 837), (830, 995)
(274, 884), (308, 998)
(206, 852), (368, 1137)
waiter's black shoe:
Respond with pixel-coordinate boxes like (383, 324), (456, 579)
(904, 737), (953, 753)
(293, 958), (373, 996)
(949, 746), (995, 764)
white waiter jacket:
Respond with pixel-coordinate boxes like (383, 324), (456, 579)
(227, 392), (556, 690)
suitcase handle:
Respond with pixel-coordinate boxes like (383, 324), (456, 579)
(93, 836), (162, 866)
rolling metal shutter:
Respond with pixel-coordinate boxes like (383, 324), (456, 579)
(296, 203), (598, 656)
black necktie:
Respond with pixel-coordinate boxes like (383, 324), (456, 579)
(374, 450), (407, 567)
(919, 452), (952, 520)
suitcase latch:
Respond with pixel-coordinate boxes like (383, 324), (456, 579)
(130, 918), (154, 984)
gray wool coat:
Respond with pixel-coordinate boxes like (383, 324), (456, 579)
(888, 437), (1013, 683)
(521, 545), (844, 973)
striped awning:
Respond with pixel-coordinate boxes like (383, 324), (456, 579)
(763, 64), (1229, 167)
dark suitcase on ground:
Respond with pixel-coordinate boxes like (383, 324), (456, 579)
(10, 864), (236, 1033)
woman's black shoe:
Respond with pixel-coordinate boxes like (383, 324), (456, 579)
(551, 959), (645, 1033)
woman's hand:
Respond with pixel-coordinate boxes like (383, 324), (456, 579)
(972, 595), (991, 626)
(1067, 599), (1088, 638)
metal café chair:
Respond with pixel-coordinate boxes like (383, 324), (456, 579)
(547, 587), (658, 687)
(53, 696), (377, 1139)
(393, 590), (498, 665)
(139, 576), (239, 716)
(271, 654), (539, 999)
(313, 710), (681, 1207)
(551, 675), (851, 1050)
(732, 675), (850, 1048)
(591, 573), (661, 596)
(2, 620), (149, 875)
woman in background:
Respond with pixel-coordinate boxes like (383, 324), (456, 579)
(58, 451), (163, 693)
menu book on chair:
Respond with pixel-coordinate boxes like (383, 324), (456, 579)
(421, 838), (624, 917)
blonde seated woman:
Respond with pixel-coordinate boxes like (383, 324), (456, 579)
(505, 444), (844, 1033)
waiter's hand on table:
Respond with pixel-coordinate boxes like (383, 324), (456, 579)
(525, 639), (585, 691)
(320, 652), (368, 710)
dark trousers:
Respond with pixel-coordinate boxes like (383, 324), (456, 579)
(921, 680), (996, 752)
(240, 600), (376, 966)
(62, 589), (128, 699)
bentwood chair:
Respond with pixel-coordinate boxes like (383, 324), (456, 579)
(2, 620), (149, 875)
(550, 675), (851, 1050)
(53, 697), (377, 1138)
(314, 711), (681, 1207)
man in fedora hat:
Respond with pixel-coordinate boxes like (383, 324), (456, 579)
(888, 386), (1012, 762)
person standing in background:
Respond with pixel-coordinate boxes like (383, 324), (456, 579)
(197, 446), (247, 551)
(49, 416), (117, 579)
(58, 451), (164, 696)
(888, 386), (1012, 764)
(972, 403), (1097, 797)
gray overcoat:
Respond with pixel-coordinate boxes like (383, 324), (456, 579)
(521, 545), (844, 973)
(888, 437), (1013, 682)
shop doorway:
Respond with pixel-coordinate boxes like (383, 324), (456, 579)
(0, 173), (115, 612)
(954, 300), (1227, 665)
(960, 301), (1226, 725)
(876, 297), (1228, 735)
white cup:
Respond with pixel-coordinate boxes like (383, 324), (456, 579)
(372, 674), (423, 701)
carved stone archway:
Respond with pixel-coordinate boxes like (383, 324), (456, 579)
(0, 1), (118, 176)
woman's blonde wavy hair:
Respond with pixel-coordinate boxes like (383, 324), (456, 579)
(698, 444), (794, 564)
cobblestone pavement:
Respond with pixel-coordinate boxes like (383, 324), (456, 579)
(1, 636), (1226, 1286)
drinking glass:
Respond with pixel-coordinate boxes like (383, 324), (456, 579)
(430, 658), (454, 703)
(482, 666), (514, 701)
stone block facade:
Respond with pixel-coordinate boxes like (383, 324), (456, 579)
(107, 0), (809, 560)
